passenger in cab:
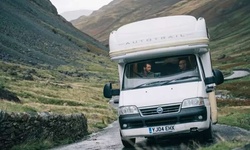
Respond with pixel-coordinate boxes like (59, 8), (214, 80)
(178, 59), (191, 72)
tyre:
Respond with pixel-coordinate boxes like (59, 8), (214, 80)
(120, 131), (135, 148)
(200, 122), (213, 142)
(121, 138), (136, 148)
(146, 137), (156, 145)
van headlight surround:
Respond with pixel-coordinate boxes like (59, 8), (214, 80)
(182, 97), (205, 108)
(119, 105), (139, 115)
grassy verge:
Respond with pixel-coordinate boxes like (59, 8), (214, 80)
(219, 106), (250, 130)
(217, 99), (250, 130)
(198, 98), (250, 150)
(0, 60), (118, 149)
(1, 60), (249, 149)
(199, 141), (249, 150)
(0, 78), (118, 133)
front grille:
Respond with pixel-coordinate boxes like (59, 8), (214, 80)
(180, 115), (196, 123)
(128, 121), (144, 128)
(145, 117), (177, 127)
(139, 104), (180, 116)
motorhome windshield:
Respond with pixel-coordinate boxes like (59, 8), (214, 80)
(123, 55), (201, 90)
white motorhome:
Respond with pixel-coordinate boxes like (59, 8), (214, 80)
(103, 15), (224, 148)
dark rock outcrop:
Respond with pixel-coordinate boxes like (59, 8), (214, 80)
(0, 88), (20, 103)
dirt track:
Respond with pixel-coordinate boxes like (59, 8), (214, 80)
(53, 120), (250, 150)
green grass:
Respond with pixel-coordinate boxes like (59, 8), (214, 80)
(0, 101), (37, 113)
(217, 103), (250, 130)
(209, 3), (250, 80)
(219, 110), (250, 130)
(0, 61), (118, 133)
(199, 141), (249, 150)
(0, 59), (118, 150)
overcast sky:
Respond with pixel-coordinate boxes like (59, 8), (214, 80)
(50, 0), (113, 14)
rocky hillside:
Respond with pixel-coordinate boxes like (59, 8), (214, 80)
(73, 0), (249, 44)
(0, 0), (108, 68)
(73, 0), (250, 71)
(0, 2), (118, 148)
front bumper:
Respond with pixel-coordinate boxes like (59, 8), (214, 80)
(119, 106), (210, 137)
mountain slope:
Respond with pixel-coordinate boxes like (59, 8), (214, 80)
(0, 0), (118, 145)
(73, 0), (250, 69)
(60, 9), (93, 21)
(72, 0), (250, 99)
(72, 0), (208, 44)
(0, 0), (108, 68)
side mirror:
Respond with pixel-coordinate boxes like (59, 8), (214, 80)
(213, 69), (224, 85)
(103, 83), (120, 98)
(103, 83), (112, 98)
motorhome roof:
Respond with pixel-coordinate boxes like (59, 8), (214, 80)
(109, 15), (209, 60)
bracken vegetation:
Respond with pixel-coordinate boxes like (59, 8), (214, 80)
(216, 76), (250, 99)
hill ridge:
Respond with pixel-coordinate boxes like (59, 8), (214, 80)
(0, 0), (108, 67)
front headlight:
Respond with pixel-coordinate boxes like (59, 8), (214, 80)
(182, 97), (205, 108)
(119, 105), (139, 115)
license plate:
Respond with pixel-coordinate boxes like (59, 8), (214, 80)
(149, 125), (175, 134)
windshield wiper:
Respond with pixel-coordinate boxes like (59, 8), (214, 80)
(161, 75), (199, 85)
(131, 76), (199, 89)
(133, 80), (170, 89)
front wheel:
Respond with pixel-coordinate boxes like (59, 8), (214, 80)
(120, 131), (136, 148)
(200, 122), (213, 142)
(121, 138), (136, 148)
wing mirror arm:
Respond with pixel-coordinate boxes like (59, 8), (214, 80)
(103, 83), (120, 98)
(206, 84), (215, 93)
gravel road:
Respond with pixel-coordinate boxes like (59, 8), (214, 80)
(53, 120), (250, 150)
(224, 69), (250, 80)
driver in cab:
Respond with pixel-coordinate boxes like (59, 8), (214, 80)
(139, 63), (154, 77)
